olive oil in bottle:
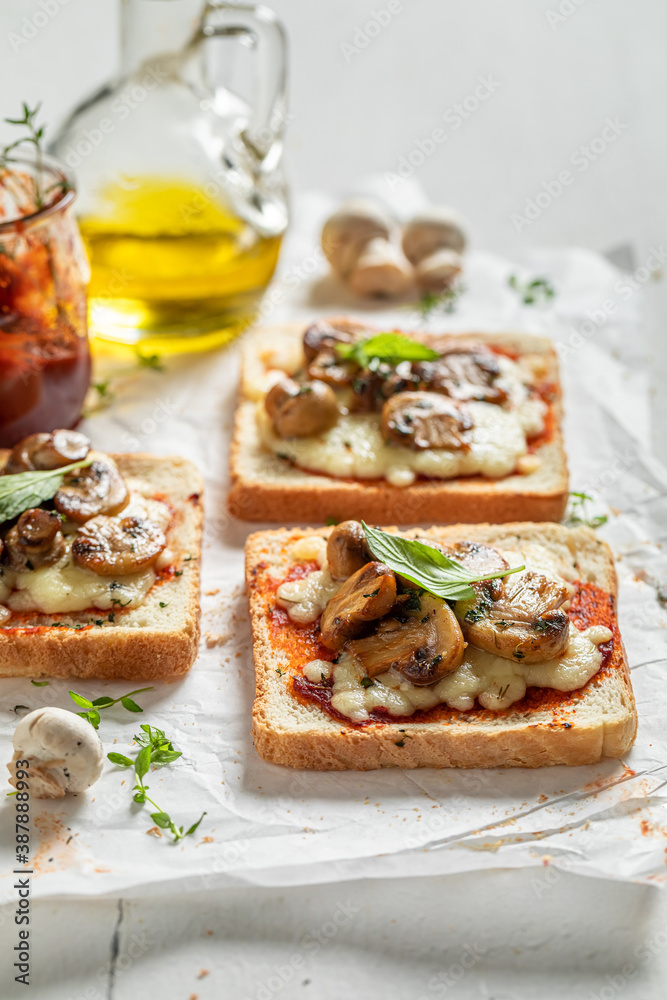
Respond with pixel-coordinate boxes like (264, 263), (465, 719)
(80, 178), (282, 354)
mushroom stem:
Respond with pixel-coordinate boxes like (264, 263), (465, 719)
(320, 561), (397, 650)
(345, 594), (465, 685)
(347, 238), (412, 298)
(414, 248), (463, 294)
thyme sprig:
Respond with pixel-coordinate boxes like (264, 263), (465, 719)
(508, 273), (556, 306)
(417, 284), (466, 320)
(564, 491), (608, 529)
(108, 725), (206, 842)
(1, 102), (48, 209)
(85, 349), (165, 415)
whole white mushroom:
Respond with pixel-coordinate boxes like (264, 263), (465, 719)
(321, 199), (392, 277)
(321, 199), (412, 297)
(8, 707), (104, 798)
(402, 207), (467, 294)
(401, 207), (467, 262)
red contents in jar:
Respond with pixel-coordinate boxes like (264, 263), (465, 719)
(0, 322), (91, 447)
(0, 212), (90, 447)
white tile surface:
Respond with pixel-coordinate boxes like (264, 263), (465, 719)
(2, 869), (667, 1000)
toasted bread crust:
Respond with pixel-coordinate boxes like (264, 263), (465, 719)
(229, 323), (569, 524)
(246, 523), (637, 770)
(0, 453), (203, 681)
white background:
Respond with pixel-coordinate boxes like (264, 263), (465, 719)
(1, 2), (667, 998)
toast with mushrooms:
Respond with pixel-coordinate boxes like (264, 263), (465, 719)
(0, 432), (203, 680)
(246, 521), (637, 770)
(229, 320), (568, 525)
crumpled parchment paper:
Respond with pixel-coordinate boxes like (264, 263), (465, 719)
(1, 184), (666, 901)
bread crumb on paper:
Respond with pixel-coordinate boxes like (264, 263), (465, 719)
(205, 630), (232, 648)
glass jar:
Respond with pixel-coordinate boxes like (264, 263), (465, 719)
(0, 153), (91, 448)
(50, 0), (289, 354)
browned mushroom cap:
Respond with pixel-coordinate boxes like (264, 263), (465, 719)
(72, 515), (166, 577)
(381, 392), (473, 450)
(444, 540), (509, 577)
(320, 562), (397, 650)
(307, 350), (356, 389)
(265, 378), (295, 422)
(346, 369), (384, 412)
(303, 321), (356, 363)
(449, 542), (571, 663)
(53, 455), (129, 524)
(4, 430), (90, 475)
(346, 595), (465, 685)
(2, 508), (66, 571)
(413, 349), (507, 406)
(347, 362), (420, 414)
(265, 378), (339, 439)
(326, 520), (372, 579)
(441, 539), (508, 604)
(4, 434), (50, 474)
(304, 322), (359, 388)
(456, 571), (571, 663)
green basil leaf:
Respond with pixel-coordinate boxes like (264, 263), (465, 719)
(134, 745), (152, 779)
(133, 791), (146, 804)
(362, 523), (524, 601)
(69, 691), (93, 709)
(107, 752), (134, 767)
(120, 697), (143, 713)
(88, 709), (101, 729)
(0, 458), (93, 525)
(337, 332), (440, 368)
(31, 680), (49, 687)
(92, 696), (115, 708)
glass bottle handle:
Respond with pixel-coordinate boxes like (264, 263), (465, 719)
(200, 2), (288, 163)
